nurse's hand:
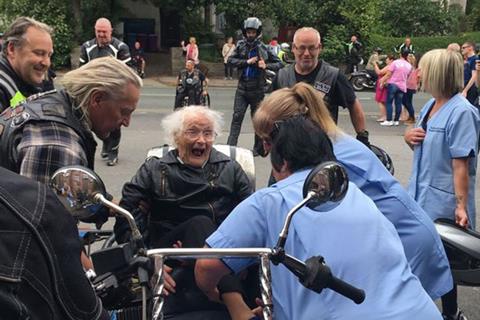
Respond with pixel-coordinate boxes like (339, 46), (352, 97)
(455, 208), (469, 228)
(404, 127), (426, 147)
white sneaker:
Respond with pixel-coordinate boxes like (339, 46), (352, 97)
(380, 120), (394, 126)
(393, 121), (400, 126)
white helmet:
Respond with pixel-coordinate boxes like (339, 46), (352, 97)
(280, 42), (290, 50)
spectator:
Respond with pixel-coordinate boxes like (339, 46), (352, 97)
(268, 36), (280, 55)
(132, 40), (146, 78)
(374, 54), (394, 122)
(395, 36), (415, 54)
(0, 17), (53, 112)
(402, 54), (419, 124)
(79, 17), (132, 166)
(461, 41), (478, 106)
(379, 48), (412, 126)
(278, 42), (293, 65)
(365, 47), (385, 81)
(405, 48), (480, 320)
(182, 36), (199, 66)
(222, 36), (236, 80)
(345, 34), (363, 74)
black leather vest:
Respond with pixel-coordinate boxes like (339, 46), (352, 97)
(0, 90), (97, 172)
(276, 61), (340, 122)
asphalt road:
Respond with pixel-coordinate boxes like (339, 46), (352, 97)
(93, 84), (480, 318)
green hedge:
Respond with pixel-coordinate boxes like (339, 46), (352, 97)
(366, 32), (480, 57)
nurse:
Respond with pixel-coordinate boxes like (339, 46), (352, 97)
(252, 82), (452, 300)
(196, 116), (442, 320)
(405, 48), (480, 320)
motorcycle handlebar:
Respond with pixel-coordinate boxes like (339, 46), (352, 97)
(328, 274), (365, 304)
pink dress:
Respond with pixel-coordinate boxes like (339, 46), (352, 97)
(375, 81), (387, 103)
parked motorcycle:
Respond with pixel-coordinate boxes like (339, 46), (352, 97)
(50, 162), (365, 320)
(349, 70), (376, 91)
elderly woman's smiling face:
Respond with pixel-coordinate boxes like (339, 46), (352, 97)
(175, 112), (216, 167)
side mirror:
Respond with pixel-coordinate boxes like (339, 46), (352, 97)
(276, 162), (349, 250)
(50, 165), (106, 219)
(302, 161), (349, 211)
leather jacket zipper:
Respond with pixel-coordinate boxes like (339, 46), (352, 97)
(207, 201), (216, 224)
(160, 168), (167, 197)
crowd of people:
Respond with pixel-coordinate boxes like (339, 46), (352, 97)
(0, 14), (479, 320)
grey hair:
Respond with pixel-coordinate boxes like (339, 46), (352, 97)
(3, 16), (53, 55)
(293, 27), (321, 45)
(59, 56), (142, 123)
(161, 106), (224, 147)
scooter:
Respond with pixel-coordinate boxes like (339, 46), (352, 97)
(349, 69), (376, 91)
(50, 162), (365, 320)
(434, 219), (480, 286)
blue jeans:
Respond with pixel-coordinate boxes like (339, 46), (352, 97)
(386, 84), (404, 121)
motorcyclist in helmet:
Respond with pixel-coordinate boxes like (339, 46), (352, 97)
(226, 17), (283, 156)
(278, 42), (293, 65)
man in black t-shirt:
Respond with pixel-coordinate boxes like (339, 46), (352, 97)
(273, 27), (369, 146)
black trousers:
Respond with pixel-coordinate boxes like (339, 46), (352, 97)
(224, 63), (234, 78)
(175, 88), (200, 109)
(102, 128), (121, 160)
(227, 87), (264, 152)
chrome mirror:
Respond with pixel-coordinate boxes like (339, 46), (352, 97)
(302, 161), (349, 211)
(50, 166), (106, 219)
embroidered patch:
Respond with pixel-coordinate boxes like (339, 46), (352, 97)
(314, 81), (331, 94)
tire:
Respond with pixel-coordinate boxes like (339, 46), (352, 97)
(351, 76), (366, 91)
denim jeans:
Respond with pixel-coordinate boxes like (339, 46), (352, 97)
(386, 83), (404, 121)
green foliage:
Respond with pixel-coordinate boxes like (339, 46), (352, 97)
(382, 0), (463, 36)
(0, 0), (73, 67)
(367, 32), (480, 57)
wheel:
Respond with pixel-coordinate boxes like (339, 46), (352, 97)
(201, 93), (211, 108)
(351, 76), (366, 91)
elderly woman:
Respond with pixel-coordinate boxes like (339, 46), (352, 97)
(405, 49), (480, 320)
(114, 106), (252, 248)
(252, 82), (452, 301)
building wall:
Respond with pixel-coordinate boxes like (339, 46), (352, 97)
(117, 0), (161, 48)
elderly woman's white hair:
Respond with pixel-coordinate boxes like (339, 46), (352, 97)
(162, 106), (224, 146)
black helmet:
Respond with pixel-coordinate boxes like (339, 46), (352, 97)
(374, 47), (383, 53)
(370, 144), (394, 175)
(242, 17), (262, 41)
(400, 47), (410, 58)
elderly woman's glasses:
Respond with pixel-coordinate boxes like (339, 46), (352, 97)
(184, 129), (217, 141)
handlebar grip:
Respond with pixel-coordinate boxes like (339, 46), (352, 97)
(328, 276), (365, 304)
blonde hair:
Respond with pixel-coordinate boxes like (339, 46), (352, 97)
(407, 54), (417, 68)
(419, 49), (463, 99)
(60, 57), (142, 122)
(161, 106), (224, 147)
(253, 82), (341, 141)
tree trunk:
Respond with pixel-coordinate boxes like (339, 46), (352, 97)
(71, 0), (83, 44)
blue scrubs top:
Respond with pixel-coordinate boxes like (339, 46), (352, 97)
(207, 170), (441, 320)
(408, 94), (480, 228)
(333, 135), (452, 299)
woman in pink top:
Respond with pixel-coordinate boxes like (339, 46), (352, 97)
(374, 55), (394, 122)
(181, 36), (199, 65)
(379, 49), (412, 126)
(402, 54), (419, 124)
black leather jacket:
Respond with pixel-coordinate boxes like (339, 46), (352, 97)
(228, 39), (283, 90)
(114, 148), (253, 245)
(0, 168), (108, 320)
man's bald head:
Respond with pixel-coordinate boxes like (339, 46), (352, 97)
(292, 27), (322, 75)
(94, 17), (113, 46)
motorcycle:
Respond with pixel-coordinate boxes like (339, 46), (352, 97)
(349, 69), (376, 92)
(50, 162), (365, 320)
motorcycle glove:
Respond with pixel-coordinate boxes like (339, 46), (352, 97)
(356, 130), (371, 149)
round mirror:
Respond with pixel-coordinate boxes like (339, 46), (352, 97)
(50, 166), (107, 219)
(302, 161), (349, 211)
